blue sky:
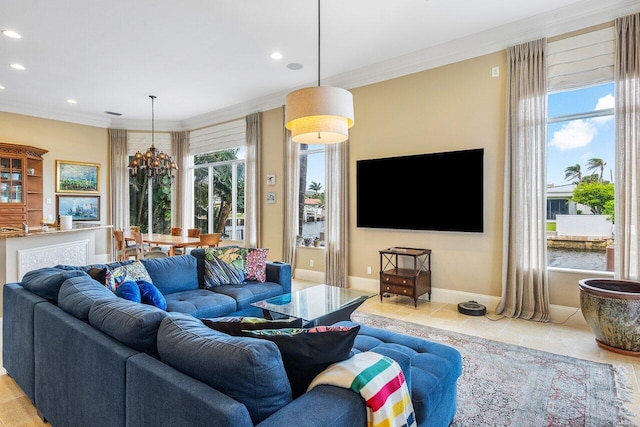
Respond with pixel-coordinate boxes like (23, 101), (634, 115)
(547, 82), (615, 186)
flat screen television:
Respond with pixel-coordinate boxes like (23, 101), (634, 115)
(356, 148), (484, 232)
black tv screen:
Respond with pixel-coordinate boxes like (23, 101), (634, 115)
(356, 148), (483, 232)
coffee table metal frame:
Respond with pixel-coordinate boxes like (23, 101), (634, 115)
(251, 284), (376, 327)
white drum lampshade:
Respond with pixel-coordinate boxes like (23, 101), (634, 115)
(285, 86), (354, 144)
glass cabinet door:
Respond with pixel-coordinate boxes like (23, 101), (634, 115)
(0, 156), (23, 203)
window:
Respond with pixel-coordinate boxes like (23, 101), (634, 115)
(193, 148), (245, 239)
(298, 144), (325, 247)
(546, 82), (615, 271)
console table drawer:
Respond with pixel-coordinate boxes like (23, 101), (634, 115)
(381, 283), (415, 298)
(381, 274), (412, 287)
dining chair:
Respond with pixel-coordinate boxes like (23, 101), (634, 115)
(198, 233), (222, 248)
(171, 227), (182, 236)
(125, 226), (141, 247)
(130, 230), (148, 260)
(174, 228), (201, 255)
(114, 229), (139, 261)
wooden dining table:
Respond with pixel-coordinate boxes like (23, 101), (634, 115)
(124, 232), (200, 256)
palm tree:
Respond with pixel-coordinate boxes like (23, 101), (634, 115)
(564, 164), (582, 184)
(586, 158), (606, 182)
(308, 181), (322, 195)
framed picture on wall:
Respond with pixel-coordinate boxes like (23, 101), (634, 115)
(56, 195), (100, 221)
(56, 160), (100, 193)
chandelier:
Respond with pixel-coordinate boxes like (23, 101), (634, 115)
(284, 0), (354, 144)
(129, 95), (178, 179)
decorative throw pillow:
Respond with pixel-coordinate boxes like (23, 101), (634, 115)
(203, 247), (245, 287)
(87, 266), (108, 284)
(115, 280), (141, 303)
(245, 248), (269, 282)
(243, 325), (360, 398)
(201, 316), (302, 336)
(137, 280), (167, 310)
(105, 261), (153, 292)
(203, 246), (269, 285)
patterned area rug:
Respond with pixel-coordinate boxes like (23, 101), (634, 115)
(351, 312), (636, 427)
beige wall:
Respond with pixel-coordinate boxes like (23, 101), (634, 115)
(0, 112), (111, 256)
(259, 49), (606, 308)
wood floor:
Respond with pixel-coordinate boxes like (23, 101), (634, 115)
(0, 280), (638, 426)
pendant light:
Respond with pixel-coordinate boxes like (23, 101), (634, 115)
(128, 95), (178, 179)
(284, 0), (354, 144)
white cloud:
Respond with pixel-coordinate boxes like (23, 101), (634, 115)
(595, 93), (614, 110)
(549, 119), (598, 150)
(592, 93), (614, 125)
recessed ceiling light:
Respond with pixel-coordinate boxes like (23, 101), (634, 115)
(10, 63), (25, 70)
(270, 52), (283, 60)
(287, 63), (304, 70)
(2, 30), (21, 39)
(0, 84), (4, 90)
(67, 99), (77, 104)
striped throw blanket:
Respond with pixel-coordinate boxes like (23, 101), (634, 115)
(308, 351), (416, 427)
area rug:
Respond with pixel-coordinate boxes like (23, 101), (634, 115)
(351, 312), (636, 427)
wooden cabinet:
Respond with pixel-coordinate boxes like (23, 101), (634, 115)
(379, 247), (431, 307)
(0, 143), (48, 229)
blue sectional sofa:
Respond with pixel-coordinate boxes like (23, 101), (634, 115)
(2, 249), (463, 427)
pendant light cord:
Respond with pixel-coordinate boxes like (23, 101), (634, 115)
(150, 95), (156, 147)
(317, 0), (321, 87)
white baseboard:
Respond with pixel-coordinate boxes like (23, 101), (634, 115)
(296, 269), (586, 327)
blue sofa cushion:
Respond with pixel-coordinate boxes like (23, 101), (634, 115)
(243, 325), (360, 398)
(21, 268), (88, 304)
(138, 280), (167, 310)
(88, 298), (168, 356)
(209, 281), (284, 311)
(115, 280), (141, 303)
(141, 256), (199, 295)
(58, 275), (118, 321)
(163, 289), (237, 318)
(157, 313), (292, 424)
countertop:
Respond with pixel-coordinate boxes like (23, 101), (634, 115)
(0, 223), (112, 238)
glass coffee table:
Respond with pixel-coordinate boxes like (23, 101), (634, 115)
(251, 284), (376, 327)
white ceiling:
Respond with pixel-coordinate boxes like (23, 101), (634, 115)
(0, 0), (638, 130)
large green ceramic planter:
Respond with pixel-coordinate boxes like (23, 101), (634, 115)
(578, 278), (640, 356)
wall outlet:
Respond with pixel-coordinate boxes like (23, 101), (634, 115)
(309, 259), (314, 267)
(367, 266), (372, 275)
(45, 197), (52, 205)
(491, 66), (500, 77)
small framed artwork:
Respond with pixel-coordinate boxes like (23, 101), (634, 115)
(56, 160), (100, 193)
(266, 173), (276, 186)
(57, 195), (100, 221)
(266, 192), (276, 204)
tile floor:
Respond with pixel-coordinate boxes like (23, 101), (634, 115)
(0, 280), (637, 426)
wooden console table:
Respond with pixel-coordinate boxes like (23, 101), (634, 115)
(379, 247), (431, 307)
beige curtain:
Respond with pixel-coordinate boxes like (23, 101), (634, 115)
(245, 113), (262, 248)
(283, 121), (300, 270)
(324, 140), (349, 287)
(614, 13), (640, 281)
(497, 38), (550, 321)
(109, 128), (129, 231)
(171, 131), (189, 230)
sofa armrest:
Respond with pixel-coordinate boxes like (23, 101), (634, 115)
(266, 261), (292, 294)
(257, 384), (366, 427)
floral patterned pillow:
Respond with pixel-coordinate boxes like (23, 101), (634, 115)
(245, 248), (269, 282)
(203, 246), (269, 286)
(105, 261), (153, 292)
